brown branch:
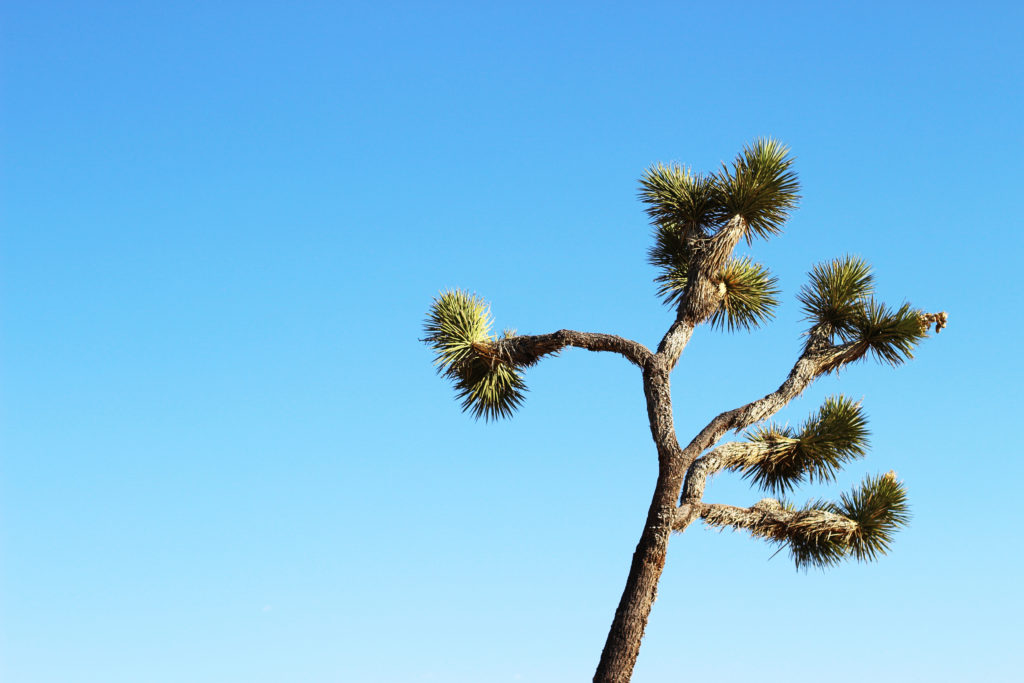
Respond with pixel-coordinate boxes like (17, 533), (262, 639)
(670, 337), (869, 503)
(681, 342), (854, 447)
(680, 442), (776, 504)
(490, 330), (653, 369)
(678, 501), (858, 544)
(656, 216), (749, 369)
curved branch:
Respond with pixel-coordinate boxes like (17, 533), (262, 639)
(490, 330), (653, 369)
(675, 308), (948, 501)
(672, 337), (864, 495)
(680, 442), (770, 503)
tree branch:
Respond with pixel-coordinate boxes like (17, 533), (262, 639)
(656, 217), (749, 369)
(489, 330), (653, 369)
(676, 339), (854, 464)
(680, 216), (747, 325)
(680, 442), (772, 503)
(678, 501), (858, 542)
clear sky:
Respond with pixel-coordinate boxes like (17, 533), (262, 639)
(2, 1), (1022, 681)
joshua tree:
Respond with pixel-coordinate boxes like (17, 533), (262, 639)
(422, 140), (947, 683)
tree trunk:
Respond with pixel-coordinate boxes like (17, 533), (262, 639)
(594, 358), (686, 682)
(593, 467), (683, 682)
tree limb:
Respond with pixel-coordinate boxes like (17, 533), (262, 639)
(675, 339), (856, 471)
(678, 501), (858, 542)
(490, 330), (653, 369)
(656, 217), (748, 369)
(680, 442), (771, 503)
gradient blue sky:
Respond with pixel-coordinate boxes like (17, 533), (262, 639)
(2, 2), (1022, 682)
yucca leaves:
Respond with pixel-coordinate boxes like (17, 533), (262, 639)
(708, 257), (780, 332)
(833, 471), (910, 562)
(648, 222), (691, 307)
(741, 396), (869, 494)
(641, 165), (717, 306)
(783, 504), (851, 570)
(797, 255), (874, 337)
(850, 299), (926, 366)
(642, 140), (799, 305)
(703, 472), (911, 570)
(639, 164), (721, 239)
(422, 290), (526, 420)
(716, 138), (800, 242)
(788, 473), (910, 569)
(798, 256), (926, 366)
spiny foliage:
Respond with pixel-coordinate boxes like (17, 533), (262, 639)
(422, 290), (526, 421)
(643, 139), (799, 309)
(787, 473), (910, 569)
(797, 255), (874, 339)
(850, 299), (926, 366)
(638, 164), (720, 240)
(798, 256), (925, 365)
(741, 396), (869, 494)
(833, 471), (911, 562)
(708, 257), (780, 332)
(716, 138), (800, 243)
(647, 221), (691, 307)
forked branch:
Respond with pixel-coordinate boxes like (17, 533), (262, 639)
(677, 309), (945, 476)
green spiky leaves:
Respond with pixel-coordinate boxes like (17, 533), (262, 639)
(850, 300), (926, 366)
(798, 256), (926, 366)
(639, 164), (721, 240)
(710, 396), (911, 570)
(833, 471), (911, 562)
(648, 222), (691, 307)
(642, 165), (718, 307)
(797, 255), (874, 338)
(740, 396), (869, 494)
(640, 140), (800, 243)
(422, 290), (526, 421)
(708, 257), (780, 331)
(787, 473), (910, 569)
(642, 139), (799, 307)
(716, 138), (801, 242)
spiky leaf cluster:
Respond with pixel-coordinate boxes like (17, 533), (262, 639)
(779, 501), (850, 570)
(642, 165), (720, 306)
(797, 255), (874, 338)
(782, 473), (909, 569)
(716, 138), (800, 242)
(831, 471), (910, 562)
(742, 396), (869, 494)
(639, 164), (720, 239)
(850, 300), (926, 366)
(422, 290), (526, 421)
(708, 257), (780, 332)
(798, 256), (926, 366)
(647, 221), (691, 307)
(642, 140), (799, 306)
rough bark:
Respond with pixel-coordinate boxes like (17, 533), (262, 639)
(679, 216), (747, 326)
(491, 329), (652, 368)
(593, 357), (683, 683)
(592, 324), (886, 681)
(484, 239), (947, 682)
(691, 501), (859, 544)
(680, 442), (766, 503)
(592, 223), (752, 682)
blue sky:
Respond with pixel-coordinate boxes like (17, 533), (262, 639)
(2, 1), (1022, 681)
